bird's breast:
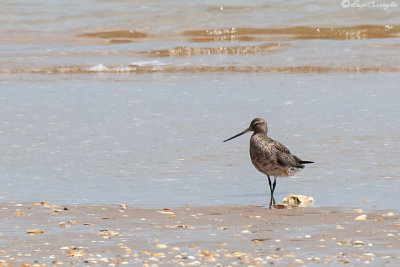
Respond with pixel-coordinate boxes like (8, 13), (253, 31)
(249, 137), (274, 173)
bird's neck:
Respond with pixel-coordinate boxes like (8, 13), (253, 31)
(253, 131), (267, 136)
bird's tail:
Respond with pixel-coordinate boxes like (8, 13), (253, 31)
(300, 160), (314, 164)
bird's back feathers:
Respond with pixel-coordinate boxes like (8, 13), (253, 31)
(250, 133), (313, 175)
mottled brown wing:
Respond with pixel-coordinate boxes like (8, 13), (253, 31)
(271, 141), (304, 168)
(271, 140), (291, 154)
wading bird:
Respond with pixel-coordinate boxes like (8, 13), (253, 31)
(224, 118), (313, 208)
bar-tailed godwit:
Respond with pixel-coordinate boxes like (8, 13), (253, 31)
(224, 118), (313, 207)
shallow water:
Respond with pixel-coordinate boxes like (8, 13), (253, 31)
(1, 73), (399, 210)
(1, 1), (399, 210)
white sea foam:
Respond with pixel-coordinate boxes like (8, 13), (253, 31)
(114, 66), (136, 72)
(129, 60), (166, 67)
(89, 62), (165, 72)
(89, 64), (109, 72)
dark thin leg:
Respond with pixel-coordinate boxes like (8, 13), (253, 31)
(267, 175), (272, 194)
(267, 175), (276, 208)
(272, 177), (277, 195)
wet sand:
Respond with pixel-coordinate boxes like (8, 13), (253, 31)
(1, 202), (399, 266)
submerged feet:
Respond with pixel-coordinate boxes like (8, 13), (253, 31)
(269, 195), (276, 208)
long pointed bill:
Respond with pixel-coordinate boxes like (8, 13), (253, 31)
(223, 128), (251, 142)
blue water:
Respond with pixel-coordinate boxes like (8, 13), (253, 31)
(0, 72), (399, 211)
(1, 0), (399, 210)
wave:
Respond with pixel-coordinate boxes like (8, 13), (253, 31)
(183, 25), (400, 41)
(142, 43), (285, 57)
(79, 30), (148, 39)
(3, 64), (400, 74)
(78, 30), (148, 44)
(77, 25), (400, 44)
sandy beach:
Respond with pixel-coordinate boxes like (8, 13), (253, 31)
(1, 201), (399, 266)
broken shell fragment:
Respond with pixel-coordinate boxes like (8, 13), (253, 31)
(353, 209), (363, 214)
(98, 229), (120, 238)
(15, 210), (24, 216)
(156, 244), (168, 249)
(355, 214), (367, 221)
(157, 210), (174, 215)
(27, 229), (44, 235)
(40, 201), (51, 206)
(58, 220), (79, 228)
(352, 240), (365, 246)
(282, 194), (314, 207)
(274, 204), (287, 209)
(67, 248), (84, 257)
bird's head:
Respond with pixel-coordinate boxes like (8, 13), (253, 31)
(248, 118), (268, 134)
(223, 118), (268, 142)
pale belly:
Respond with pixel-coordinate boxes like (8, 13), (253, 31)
(250, 154), (299, 177)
